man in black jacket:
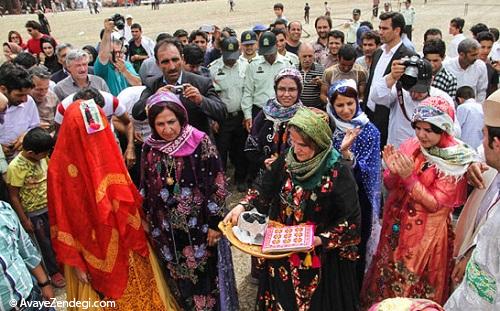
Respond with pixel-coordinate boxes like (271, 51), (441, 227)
(363, 12), (416, 147)
(132, 38), (227, 135)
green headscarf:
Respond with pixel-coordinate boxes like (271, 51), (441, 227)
(286, 108), (340, 190)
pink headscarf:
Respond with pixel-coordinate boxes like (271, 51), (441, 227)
(144, 91), (206, 157)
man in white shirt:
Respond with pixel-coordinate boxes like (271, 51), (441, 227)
(456, 86), (484, 149)
(401, 0), (415, 41)
(448, 17), (466, 59)
(369, 58), (461, 147)
(444, 38), (488, 102)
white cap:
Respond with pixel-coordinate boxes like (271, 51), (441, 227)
(125, 14), (133, 19)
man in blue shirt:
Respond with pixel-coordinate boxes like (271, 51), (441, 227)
(95, 19), (142, 96)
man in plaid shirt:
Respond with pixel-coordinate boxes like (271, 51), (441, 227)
(423, 39), (457, 98)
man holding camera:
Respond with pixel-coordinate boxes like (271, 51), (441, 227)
(369, 57), (460, 148)
(95, 19), (141, 96)
(132, 38), (226, 135)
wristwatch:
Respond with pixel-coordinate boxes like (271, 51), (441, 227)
(37, 279), (51, 288)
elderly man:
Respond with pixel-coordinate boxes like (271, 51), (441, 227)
(444, 38), (488, 102)
(29, 66), (58, 134)
(445, 90), (500, 310)
(132, 38), (227, 135)
(53, 49), (109, 100)
(286, 21), (302, 55)
(297, 43), (327, 108)
(241, 31), (293, 132)
(95, 19), (141, 96)
(0, 63), (39, 162)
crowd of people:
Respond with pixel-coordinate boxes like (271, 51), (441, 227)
(0, 1), (499, 310)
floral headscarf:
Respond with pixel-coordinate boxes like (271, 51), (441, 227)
(411, 96), (478, 178)
(144, 91), (206, 157)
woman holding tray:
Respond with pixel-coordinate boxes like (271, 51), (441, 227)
(225, 107), (362, 310)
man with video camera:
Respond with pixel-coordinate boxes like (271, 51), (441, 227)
(369, 56), (461, 148)
(132, 38), (226, 136)
(95, 18), (141, 96)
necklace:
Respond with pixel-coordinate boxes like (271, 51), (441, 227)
(166, 156), (175, 186)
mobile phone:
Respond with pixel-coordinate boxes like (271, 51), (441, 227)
(200, 24), (215, 33)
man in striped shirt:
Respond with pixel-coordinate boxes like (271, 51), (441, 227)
(0, 200), (54, 311)
(297, 43), (328, 109)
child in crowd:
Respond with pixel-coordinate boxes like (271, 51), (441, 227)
(456, 86), (484, 149)
(6, 127), (65, 288)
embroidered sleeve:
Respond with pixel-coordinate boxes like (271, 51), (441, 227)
(319, 221), (360, 260)
(403, 173), (467, 213)
(383, 168), (402, 190)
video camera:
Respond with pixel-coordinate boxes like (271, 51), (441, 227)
(109, 13), (125, 30)
(399, 56), (432, 91)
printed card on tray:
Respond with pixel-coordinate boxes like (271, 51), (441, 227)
(261, 224), (314, 253)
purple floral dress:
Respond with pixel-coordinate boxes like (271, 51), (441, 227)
(141, 136), (228, 311)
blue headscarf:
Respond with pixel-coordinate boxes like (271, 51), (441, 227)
(327, 79), (369, 130)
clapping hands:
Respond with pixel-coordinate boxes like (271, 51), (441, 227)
(383, 145), (414, 179)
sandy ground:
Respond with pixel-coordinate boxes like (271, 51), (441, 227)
(0, 0), (498, 309)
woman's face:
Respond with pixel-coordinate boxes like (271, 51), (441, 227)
(333, 94), (357, 121)
(9, 34), (20, 45)
(276, 78), (299, 107)
(414, 121), (441, 149)
(289, 128), (316, 162)
(42, 42), (54, 57)
(83, 49), (94, 64)
(154, 108), (181, 142)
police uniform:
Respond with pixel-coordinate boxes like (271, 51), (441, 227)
(283, 51), (299, 66)
(208, 38), (249, 189)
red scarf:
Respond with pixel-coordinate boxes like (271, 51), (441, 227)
(48, 101), (148, 299)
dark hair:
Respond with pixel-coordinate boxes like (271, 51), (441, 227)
(486, 126), (500, 149)
(338, 44), (357, 61)
(423, 39), (446, 58)
(189, 30), (208, 43)
(470, 23), (489, 37)
(359, 21), (373, 30)
(156, 33), (173, 43)
(12, 52), (37, 69)
(183, 44), (205, 66)
(456, 85), (475, 100)
(423, 28), (442, 42)
(73, 87), (105, 108)
(328, 30), (345, 43)
(314, 16), (332, 29)
(450, 17), (465, 33)
(82, 45), (98, 66)
(329, 85), (358, 104)
(273, 2), (284, 10)
(22, 127), (54, 154)
(476, 31), (495, 44)
(274, 18), (287, 27)
(411, 121), (444, 134)
(173, 29), (188, 38)
(362, 31), (381, 45)
(148, 102), (187, 139)
(154, 38), (183, 61)
(272, 28), (287, 38)
(379, 12), (406, 37)
(130, 23), (142, 31)
(489, 27), (500, 42)
(222, 27), (237, 38)
(25, 20), (41, 31)
(287, 124), (319, 153)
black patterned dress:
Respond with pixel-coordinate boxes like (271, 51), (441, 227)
(245, 156), (361, 311)
(141, 136), (228, 311)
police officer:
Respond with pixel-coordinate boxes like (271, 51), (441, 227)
(240, 30), (259, 63)
(209, 37), (249, 192)
(241, 31), (293, 132)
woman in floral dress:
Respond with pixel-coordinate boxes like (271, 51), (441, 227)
(140, 91), (233, 311)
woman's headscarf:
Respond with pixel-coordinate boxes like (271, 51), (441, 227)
(263, 67), (304, 126)
(8, 30), (26, 50)
(48, 100), (148, 299)
(286, 107), (340, 189)
(39, 36), (57, 56)
(411, 96), (478, 177)
(3, 42), (23, 55)
(356, 26), (371, 47)
(327, 79), (370, 132)
(144, 91), (206, 157)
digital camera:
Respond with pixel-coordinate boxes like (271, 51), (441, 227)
(109, 13), (125, 30)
